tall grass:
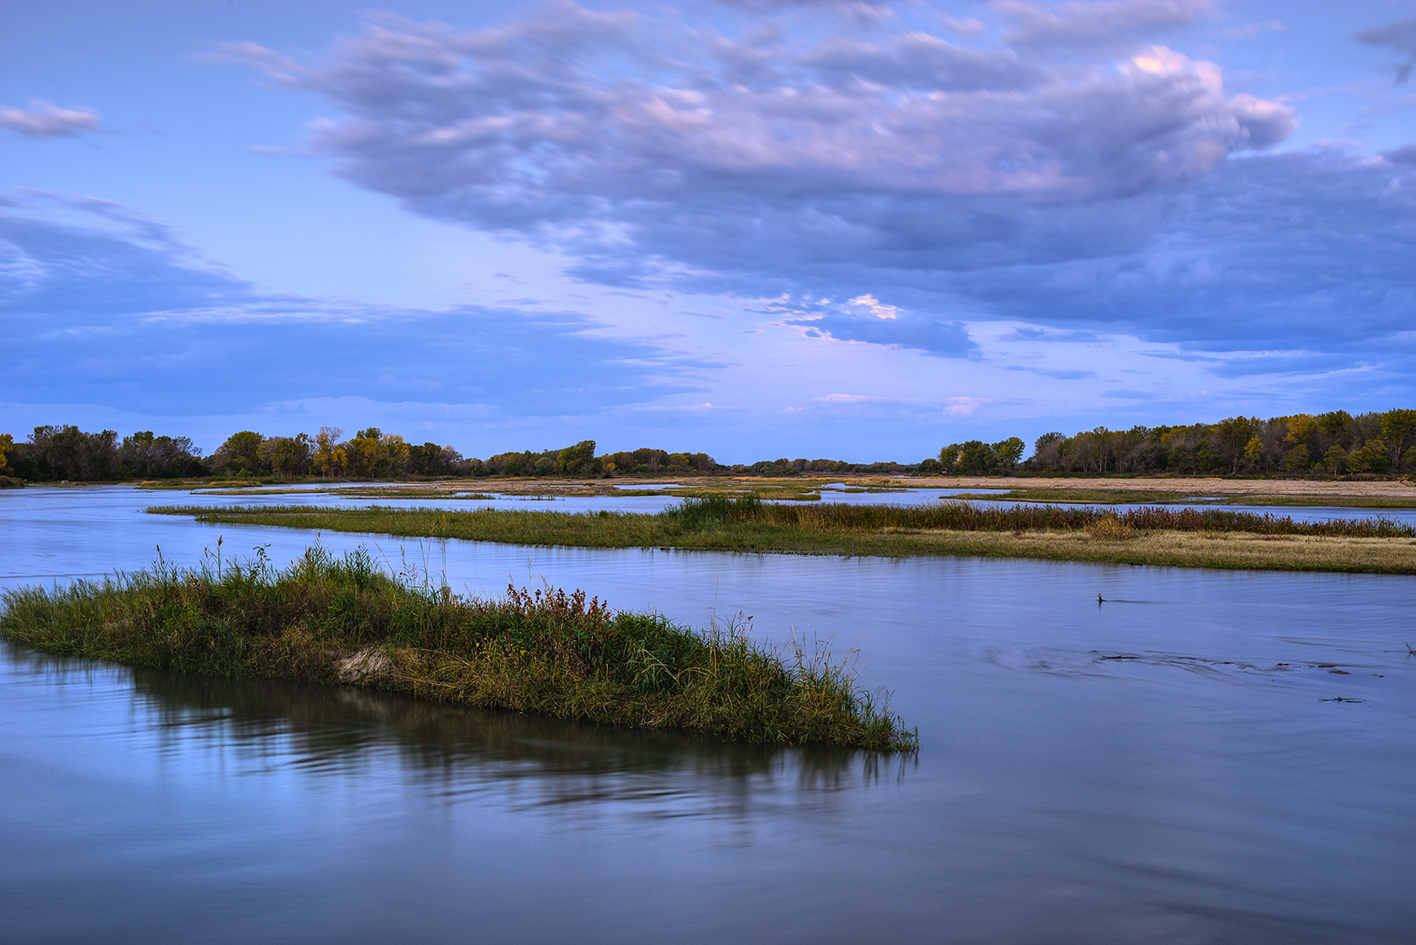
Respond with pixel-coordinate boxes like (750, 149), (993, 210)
(677, 497), (1416, 538)
(0, 546), (916, 752)
(148, 499), (1416, 574)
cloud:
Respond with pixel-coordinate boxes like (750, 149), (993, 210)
(946, 396), (986, 416)
(0, 100), (100, 137)
(1384, 144), (1416, 165)
(993, 0), (1211, 50)
(0, 193), (696, 417)
(788, 307), (978, 356)
(200, 5), (1409, 384)
(1356, 15), (1416, 83)
(223, 6), (1291, 230)
(952, 151), (1416, 359)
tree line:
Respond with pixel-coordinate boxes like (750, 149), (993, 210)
(5, 409), (1413, 485)
(0, 428), (927, 483)
(1023, 410), (1416, 476)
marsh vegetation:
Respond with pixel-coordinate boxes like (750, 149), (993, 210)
(150, 497), (1416, 574)
(0, 546), (915, 751)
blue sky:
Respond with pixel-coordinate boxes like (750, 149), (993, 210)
(3, 0), (1414, 462)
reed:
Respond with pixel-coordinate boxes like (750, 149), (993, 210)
(148, 499), (1416, 574)
(0, 546), (916, 752)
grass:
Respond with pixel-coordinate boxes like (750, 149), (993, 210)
(148, 496), (1416, 574)
(957, 487), (1416, 508)
(0, 545), (916, 752)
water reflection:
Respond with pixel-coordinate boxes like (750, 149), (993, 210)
(7, 642), (911, 822)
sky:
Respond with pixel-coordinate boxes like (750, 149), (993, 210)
(2, 0), (1415, 462)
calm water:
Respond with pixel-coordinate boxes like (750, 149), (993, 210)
(2, 486), (1415, 943)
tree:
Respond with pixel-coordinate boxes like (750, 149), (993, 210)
(1283, 445), (1311, 472)
(213, 431), (267, 475)
(345, 429), (382, 478)
(1323, 444), (1348, 476)
(119, 431), (204, 478)
(940, 441), (996, 475)
(1318, 410), (1353, 439)
(0, 433), (11, 472)
(1242, 435), (1266, 470)
(1346, 439), (1389, 474)
(993, 437), (1025, 472)
(264, 434), (313, 478)
(555, 440), (598, 477)
(1212, 416), (1257, 473)
(28, 425), (118, 481)
(313, 427), (346, 477)
(1381, 409), (1416, 470)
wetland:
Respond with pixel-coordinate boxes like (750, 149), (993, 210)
(2, 482), (1414, 943)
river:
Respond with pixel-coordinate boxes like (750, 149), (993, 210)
(2, 485), (1413, 943)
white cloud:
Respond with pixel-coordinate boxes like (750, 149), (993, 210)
(946, 396), (987, 416)
(0, 100), (99, 138)
(849, 294), (899, 319)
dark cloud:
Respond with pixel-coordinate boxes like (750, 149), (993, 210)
(1383, 144), (1416, 165)
(0, 196), (696, 416)
(787, 310), (978, 356)
(993, 0), (1210, 51)
(209, 5), (1416, 377)
(0, 101), (100, 137)
(1355, 16), (1416, 83)
(953, 152), (1416, 357)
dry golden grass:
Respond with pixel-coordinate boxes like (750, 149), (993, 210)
(897, 528), (1416, 573)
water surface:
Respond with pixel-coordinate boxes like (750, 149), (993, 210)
(2, 486), (1414, 943)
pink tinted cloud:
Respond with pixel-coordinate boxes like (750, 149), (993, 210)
(0, 100), (99, 137)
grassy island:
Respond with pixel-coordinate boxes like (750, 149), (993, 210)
(149, 496), (1416, 574)
(0, 546), (916, 752)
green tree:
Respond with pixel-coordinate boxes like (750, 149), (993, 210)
(992, 437), (1025, 472)
(1323, 444), (1348, 476)
(1381, 409), (1416, 470)
(940, 441), (996, 475)
(555, 440), (599, 477)
(1283, 444), (1311, 472)
(264, 434), (313, 478)
(214, 431), (267, 475)
(1318, 410), (1353, 439)
(1346, 439), (1389, 474)
(1212, 416), (1257, 473)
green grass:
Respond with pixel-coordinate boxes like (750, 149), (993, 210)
(0, 545), (915, 752)
(147, 497), (1416, 574)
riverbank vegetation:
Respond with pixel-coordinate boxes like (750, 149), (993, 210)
(1020, 409), (1416, 477)
(6, 407), (1416, 485)
(948, 487), (1416, 509)
(0, 546), (915, 751)
(150, 498), (1416, 574)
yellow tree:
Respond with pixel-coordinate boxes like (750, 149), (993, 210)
(313, 427), (346, 478)
(0, 432), (12, 472)
(378, 433), (410, 477)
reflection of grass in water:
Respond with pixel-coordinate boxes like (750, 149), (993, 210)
(117, 663), (900, 791)
(0, 546), (916, 752)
